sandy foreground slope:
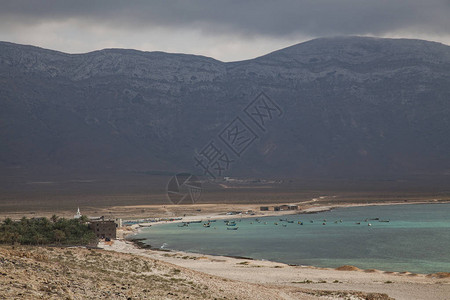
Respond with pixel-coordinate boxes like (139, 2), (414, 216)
(0, 245), (397, 300)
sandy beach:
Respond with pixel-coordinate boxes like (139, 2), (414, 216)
(100, 238), (450, 300)
(99, 201), (450, 300)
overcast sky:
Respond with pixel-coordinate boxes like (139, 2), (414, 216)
(1, 0), (449, 61)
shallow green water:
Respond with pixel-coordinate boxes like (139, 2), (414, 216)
(132, 203), (450, 274)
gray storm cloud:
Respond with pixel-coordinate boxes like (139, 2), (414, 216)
(1, 0), (449, 37)
(1, 0), (449, 61)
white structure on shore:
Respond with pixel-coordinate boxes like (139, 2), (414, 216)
(74, 207), (82, 219)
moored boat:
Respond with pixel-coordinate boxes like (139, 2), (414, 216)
(227, 227), (239, 230)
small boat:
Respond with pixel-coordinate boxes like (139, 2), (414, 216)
(298, 221), (303, 225)
(203, 224), (210, 228)
(287, 220), (294, 223)
(379, 220), (390, 223)
(368, 223), (372, 226)
(339, 220), (343, 223)
(274, 222), (278, 225)
(322, 222), (326, 225)
(323, 219), (327, 222)
(190, 220), (202, 224)
(227, 227), (238, 230)
(356, 222), (361, 225)
(138, 224), (152, 227)
(282, 224), (287, 227)
(334, 221), (338, 224)
(364, 219), (368, 222)
(310, 220), (314, 223)
(370, 218), (380, 221)
(226, 223), (237, 226)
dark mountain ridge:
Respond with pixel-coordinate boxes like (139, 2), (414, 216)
(1, 36), (450, 185)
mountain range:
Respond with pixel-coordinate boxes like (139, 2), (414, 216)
(1, 36), (450, 184)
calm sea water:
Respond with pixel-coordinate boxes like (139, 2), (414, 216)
(131, 203), (450, 274)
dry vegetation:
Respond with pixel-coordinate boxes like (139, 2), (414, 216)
(0, 245), (394, 300)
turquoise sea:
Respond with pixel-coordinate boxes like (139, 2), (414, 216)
(131, 203), (450, 274)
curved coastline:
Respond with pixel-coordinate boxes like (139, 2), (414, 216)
(124, 200), (450, 276)
(100, 236), (450, 300)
